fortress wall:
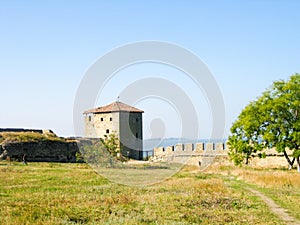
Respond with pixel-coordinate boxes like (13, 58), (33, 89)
(0, 140), (78, 162)
(152, 142), (294, 168)
(185, 143), (193, 152)
(216, 143), (225, 154)
(0, 128), (43, 133)
(175, 143), (184, 152)
(153, 147), (164, 157)
(206, 143), (214, 151)
(165, 146), (174, 154)
(153, 142), (226, 156)
(195, 143), (204, 153)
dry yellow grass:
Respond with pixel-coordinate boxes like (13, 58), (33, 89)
(0, 162), (285, 224)
(208, 165), (300, 188)
(206, 164), (300, 221)
(0, 132), (65, 144)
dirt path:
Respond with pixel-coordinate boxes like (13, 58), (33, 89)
(247, 188), (300, 225)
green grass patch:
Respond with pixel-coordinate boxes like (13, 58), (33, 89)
(256, 181), (300, 221)
(209, 165), (300, 223)
(0, 162), (285, 224)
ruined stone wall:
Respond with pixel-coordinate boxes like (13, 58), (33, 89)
(0, 140), (78, 162)
(153, 142), (293, 168)
(0, 128), (43, 133)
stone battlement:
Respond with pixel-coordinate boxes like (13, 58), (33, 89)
(153, 142), (229, 157)
(152, 142), (294, 168)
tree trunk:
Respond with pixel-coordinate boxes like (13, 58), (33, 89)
(283, 150), (295, 169)
(297, 156), (300, 173)
(245, 156), (249, 165)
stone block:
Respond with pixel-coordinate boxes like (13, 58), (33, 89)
(165, 146), (174, 154)
(215, 143), (224, 151)
(154, 147), (164, 156)
(185, 143), (193, 152)
(216, 143), (225, 154)
(195, 142), (204, 153)
(205, 143), (214, 151)
(175, 143), (184, 152)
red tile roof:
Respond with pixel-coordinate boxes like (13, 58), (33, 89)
(83, 102), (144, 114)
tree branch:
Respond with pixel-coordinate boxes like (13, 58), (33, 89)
(283, 150), (295, 169)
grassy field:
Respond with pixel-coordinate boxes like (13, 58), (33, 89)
(0, 161), (298, 225)
(207, 165), (300, 222)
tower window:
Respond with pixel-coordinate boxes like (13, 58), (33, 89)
(136, 133), (138, 138)
(101, 118), (103, 121)
(88, 116), (91, 121)
(106, 129), (109, 134)
(110, 117), (112, 121)
(136, 118), (138, 122)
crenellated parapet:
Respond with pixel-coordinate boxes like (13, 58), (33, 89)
(151, 142), (294, 168)
(151, 142), (228, 167)
(153, 142), (229, 157)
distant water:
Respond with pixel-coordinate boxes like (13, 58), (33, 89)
(142, 138), (227, 158)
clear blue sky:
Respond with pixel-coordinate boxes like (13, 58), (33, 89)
(1, 1), (300, 138)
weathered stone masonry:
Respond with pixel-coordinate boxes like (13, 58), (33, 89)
(153, 142), (294, 168)
(0, 140), (78, 162)
(84, 102), (144, 160)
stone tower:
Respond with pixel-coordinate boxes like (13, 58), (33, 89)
(83, 101), (144, 159)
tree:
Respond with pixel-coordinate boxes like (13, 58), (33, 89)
(228, 73), (300, 172)
(79, 133), (127, 167)
(100, 132), (127, 161)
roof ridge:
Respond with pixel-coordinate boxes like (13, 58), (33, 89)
(83, 101), (144, 114)
(116, 101), (121, 111)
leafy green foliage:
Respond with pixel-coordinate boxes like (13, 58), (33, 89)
(79, 141), (115, 166)
(100, 133), (121, 157)
(228, 73), (300, 170)
(101, 133), (129, 162)
(79, 133), (128, 167)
